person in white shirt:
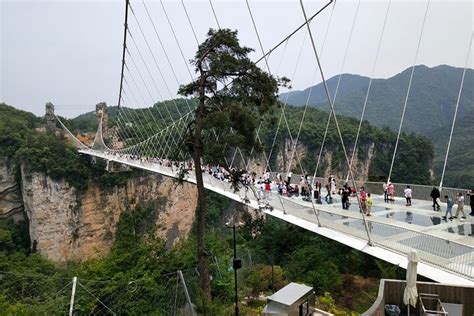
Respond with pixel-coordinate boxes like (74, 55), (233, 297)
(383, 181), (388, 202)
(454, 193), (466, 219)
(404, 185), (412, 206)
(330, 176), (336, 195)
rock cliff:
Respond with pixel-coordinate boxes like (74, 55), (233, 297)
(0, 158), (24, 221)
(274, 138), (376, 180)
(1, 157), (197, 262)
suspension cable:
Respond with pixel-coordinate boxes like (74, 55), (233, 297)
(126, 27), (167, 122)
(439, 33), (473, 190)
(126, 28), (183, 152)
(118, 0), (130, 110)
(180, 0), (200, 46)
(157, 0), (198, 113)
(245, 0), (307, 216)
(313, 0), (360, 182)
(116, 0), (333, 156)
(346, 0), (392, 183)
(208, 0), (221, 29)
(300, 0), (373, 245)
(129, 3), (183, 118)
(122, 72), (152, 143)
(388, 0), (431, 183)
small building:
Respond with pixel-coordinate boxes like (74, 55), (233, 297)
(262, 282), (315, 316)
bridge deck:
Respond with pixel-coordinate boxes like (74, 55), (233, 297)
(80, 149), (473, 285)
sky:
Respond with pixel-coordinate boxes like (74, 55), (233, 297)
(1, 0), (473, 118)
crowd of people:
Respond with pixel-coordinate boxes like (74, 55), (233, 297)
(100, 151), (474, 220)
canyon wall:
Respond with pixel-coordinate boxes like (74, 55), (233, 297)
(1, 157), (197, 262)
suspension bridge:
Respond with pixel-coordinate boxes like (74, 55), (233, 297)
(53, 0), (473, 286)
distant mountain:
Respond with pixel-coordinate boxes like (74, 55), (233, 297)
(280, 65), (474, 136)
(280, 65), (474, 188)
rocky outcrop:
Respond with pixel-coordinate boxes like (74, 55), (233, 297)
(20, 163), (197, 262)
(0, 158), (24, 221)
(271, 138), (376, 181)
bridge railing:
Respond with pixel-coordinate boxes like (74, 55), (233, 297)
(282, 198), (473, 280)
(268, 172), (471, 204)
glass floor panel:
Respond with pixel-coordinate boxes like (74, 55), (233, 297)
(398, 235), (472, 258)
(342, 219), (406, 237)
(446, 223), (474, 237)
(384, 211), (443, 226)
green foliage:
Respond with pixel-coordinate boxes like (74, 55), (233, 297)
(0, 103), (133, 192)
(0, 104), (42, 158)
(259, 106), (434, 184)
(206, 191), (231, 228)
(0, 219), (30, 254)
(317, 292), (358, 315)
(178, 28), (288, 165)
(15, 132), (131, 191)
(243, 264), (286, 299)
(431, 107), (474, 188)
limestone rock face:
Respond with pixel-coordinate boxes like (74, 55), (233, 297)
(20, 164), (197, 262)
(0, 158), (24, 221)
(271, 138), (375, 181)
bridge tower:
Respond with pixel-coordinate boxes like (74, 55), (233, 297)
(95, 102), (108, 138)
(45, 102), (56, 133)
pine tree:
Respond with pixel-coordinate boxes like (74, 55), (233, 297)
(178, 28), (287, 304)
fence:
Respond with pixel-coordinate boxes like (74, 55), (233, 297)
(0, 269), (198, 315)
(269, 173), (471, 204)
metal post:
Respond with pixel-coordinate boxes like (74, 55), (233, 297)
(178, 270), (195, 316)
(232, 224), (239, 316)
(271, 255), (275, 293)
(69, 276), (77, 316)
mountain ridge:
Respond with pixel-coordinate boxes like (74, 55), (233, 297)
(279, 64), (474, 187)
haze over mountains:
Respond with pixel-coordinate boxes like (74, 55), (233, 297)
(280, 64), (474, 187)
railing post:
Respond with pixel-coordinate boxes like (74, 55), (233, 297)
(178, 270), (195, 316)
(69, 276), (77, 316)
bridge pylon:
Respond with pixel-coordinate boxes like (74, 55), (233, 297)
(45, 102), (56, 134)
(95, 102), (108, 138)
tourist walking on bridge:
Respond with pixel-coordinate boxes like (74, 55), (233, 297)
(454, 192), (466, 219)
(430, 187), (441, 211)
(330, 176), (337, 195)
(383, 181), (388, 202)
(341, 184), (350, 210)
(360, 187), (368, 214)
(404, 185), (412, 206)
(366, 193), (373, 216)
(325, 182), (332, 202)
(387, 182), (395, 203)
(442, 195), (454, 221)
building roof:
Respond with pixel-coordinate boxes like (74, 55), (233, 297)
(268, 282), (314, 306)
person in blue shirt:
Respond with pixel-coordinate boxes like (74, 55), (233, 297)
(442, 195), (453, 220)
